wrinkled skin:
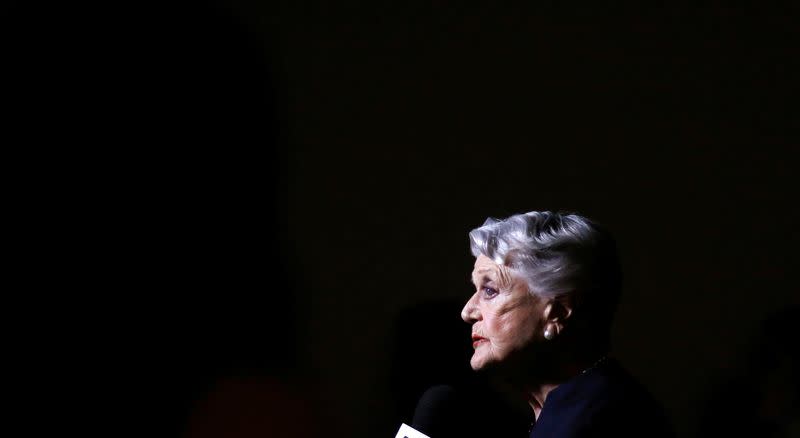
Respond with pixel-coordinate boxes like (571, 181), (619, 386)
(461, 255), (550, 371)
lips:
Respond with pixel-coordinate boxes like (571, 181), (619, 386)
(471, 334), (487, 348)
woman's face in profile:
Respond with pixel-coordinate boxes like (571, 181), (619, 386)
(462, 255), (546, 371)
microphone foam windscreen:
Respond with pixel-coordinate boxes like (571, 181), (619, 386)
(411, 385), (466, 438)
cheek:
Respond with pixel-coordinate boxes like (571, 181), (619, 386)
(487, 308), (537, 348)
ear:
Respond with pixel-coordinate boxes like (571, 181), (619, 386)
(543, 297), (574, 335)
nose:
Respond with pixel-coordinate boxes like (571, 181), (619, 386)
(461, 293), (480, 323)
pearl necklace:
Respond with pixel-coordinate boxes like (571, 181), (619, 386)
(581, 355), (609, 374)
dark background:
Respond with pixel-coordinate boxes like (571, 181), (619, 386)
(6, 2), (799, 437)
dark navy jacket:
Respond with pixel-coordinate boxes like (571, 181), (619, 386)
(529, 358), (673, 438)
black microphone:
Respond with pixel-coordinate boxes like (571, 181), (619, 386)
(410, 385), (468, 438)
(401, 382), (530, 438)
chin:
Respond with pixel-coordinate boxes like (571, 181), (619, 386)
(470, 353), (497, 371)
(471, 351), (524, 375)
(469, 354), (484, 370)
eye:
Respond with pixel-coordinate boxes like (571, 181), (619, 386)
(482, 286), (498, 298)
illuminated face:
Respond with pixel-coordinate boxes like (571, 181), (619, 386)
(461, 255), (547, 371)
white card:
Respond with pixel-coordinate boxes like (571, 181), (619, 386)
(394, 423), (430, 438)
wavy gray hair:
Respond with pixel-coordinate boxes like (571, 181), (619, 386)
(469, 211), (622, 337)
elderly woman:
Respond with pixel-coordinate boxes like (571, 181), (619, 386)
(461, 211), (672, 437)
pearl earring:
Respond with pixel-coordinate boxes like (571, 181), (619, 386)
(544, 327), (554, 340)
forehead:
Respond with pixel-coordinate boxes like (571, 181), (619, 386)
(472, 254), (526, 290)
(473, 254), (497, 271)
(471, 254), (502, 280)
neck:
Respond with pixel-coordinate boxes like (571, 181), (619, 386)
(514, 347), (609, 420)
(526, 382), (559, 419)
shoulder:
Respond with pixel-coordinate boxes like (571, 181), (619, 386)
(534, 358), (673, 438)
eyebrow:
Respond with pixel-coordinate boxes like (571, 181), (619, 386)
(470, 271), (495, 286)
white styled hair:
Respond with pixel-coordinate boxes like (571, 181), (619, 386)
(469, 211), (622, 333)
